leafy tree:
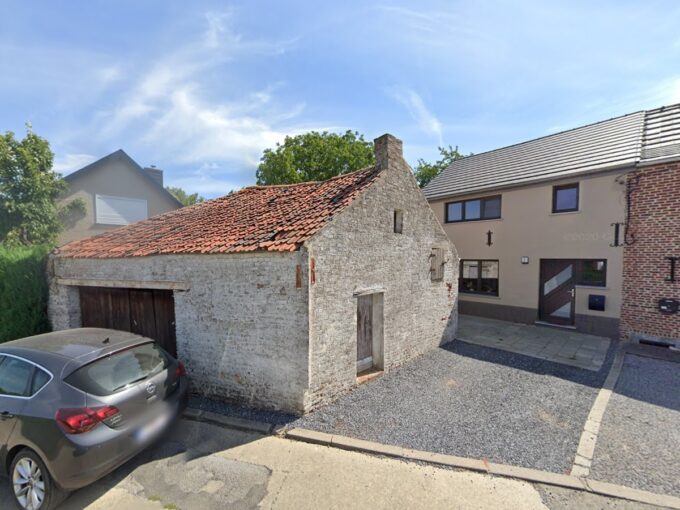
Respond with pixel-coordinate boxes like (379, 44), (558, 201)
(413, 145), (467, 188)
(256, 130), (375, 185)
(166, 186), (205, 206)
(0, 126), (68, 246)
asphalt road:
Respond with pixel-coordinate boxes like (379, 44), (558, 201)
(589, 353), (680, 497)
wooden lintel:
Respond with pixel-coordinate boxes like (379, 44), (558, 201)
(55, 277), (190, 291)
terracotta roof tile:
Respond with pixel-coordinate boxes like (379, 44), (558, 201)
(58, 165), (383, 258)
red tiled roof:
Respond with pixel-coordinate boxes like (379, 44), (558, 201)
(58, 165), (383, 258)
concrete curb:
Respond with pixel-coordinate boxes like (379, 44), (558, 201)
(285, 428), (680, 510)
(183, 408), (275, 435)
(570, 345), (630, 478)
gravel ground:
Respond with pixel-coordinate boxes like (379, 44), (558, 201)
(293, 340), (616, 474)
(589, 354), (680, 497)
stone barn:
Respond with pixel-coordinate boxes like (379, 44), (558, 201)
(48, 134), (458, 414)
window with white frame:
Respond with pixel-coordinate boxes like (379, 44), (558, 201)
(95, 195), (148, 225)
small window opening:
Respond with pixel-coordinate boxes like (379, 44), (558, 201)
(552, 183), (579, 213)
(394, 210), (403, 234)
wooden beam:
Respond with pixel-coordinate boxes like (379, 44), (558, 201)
(56, 277), (190, 291)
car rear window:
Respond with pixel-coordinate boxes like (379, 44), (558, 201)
(65, 343), (170, 396)
(0, 356), (34, 396)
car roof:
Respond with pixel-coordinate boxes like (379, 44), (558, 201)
(0, 328), (153, 378)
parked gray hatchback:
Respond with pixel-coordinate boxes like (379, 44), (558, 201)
(0, 328), (188, 510)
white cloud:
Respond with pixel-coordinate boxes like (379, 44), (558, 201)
(96, 65), (123, 86)
(53, 153), (97, 175)
(664, 77), (680, 104)
(166, 162), (241, 196)
(94, 10), (304, 168)
(389, 87), (443, 145)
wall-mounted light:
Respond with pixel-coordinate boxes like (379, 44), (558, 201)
(521, 256), (529, 265)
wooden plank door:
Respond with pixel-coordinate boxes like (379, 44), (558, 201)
(79, 287), (108, 328)
(79, 287), (176, 357)
(152, 290), (177, 357)
(539, 260), (576, 326)
(357, 295), (373, 373)
(107, 288), (131, 331)
(129, 289), (157, 340)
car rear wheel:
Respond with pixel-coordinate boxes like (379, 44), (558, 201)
(10, 449), (67, 510)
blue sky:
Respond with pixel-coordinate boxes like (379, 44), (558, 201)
(2, 1), (679, 197)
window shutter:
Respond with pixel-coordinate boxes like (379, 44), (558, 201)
(430, 247), (444, 281)
(95, 195), (148, 225)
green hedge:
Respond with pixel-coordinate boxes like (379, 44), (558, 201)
(0, 245), (51, 343)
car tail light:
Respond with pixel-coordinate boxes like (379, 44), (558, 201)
(176, 361), (186, 377)
(56, 406), (120, 434)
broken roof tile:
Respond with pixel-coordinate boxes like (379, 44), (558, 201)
(58, 165), (383, 258)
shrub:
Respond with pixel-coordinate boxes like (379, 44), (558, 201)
(0, 245), (51, 343)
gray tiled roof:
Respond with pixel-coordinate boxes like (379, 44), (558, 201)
(423, 103), (680, 200)
(641, 103), (680, 162)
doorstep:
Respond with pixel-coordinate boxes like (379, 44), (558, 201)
(357, 369), (383, 384)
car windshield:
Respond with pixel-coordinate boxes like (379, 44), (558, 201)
(65, 343), (170, 396)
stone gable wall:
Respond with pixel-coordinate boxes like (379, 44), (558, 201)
(304, 136), (459, 409)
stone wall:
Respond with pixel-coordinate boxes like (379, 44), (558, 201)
(48, 252), (310, 413)
(620, 161), (680, 344)
(304, 135), (459, 409)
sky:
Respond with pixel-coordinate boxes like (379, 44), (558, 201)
(1, 1), (679, 198)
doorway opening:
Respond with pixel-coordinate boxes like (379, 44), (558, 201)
(356, 292), (384, 377)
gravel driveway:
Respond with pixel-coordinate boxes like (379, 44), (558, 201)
(294, 340), (615, 474)
(589, 354), (680, 497)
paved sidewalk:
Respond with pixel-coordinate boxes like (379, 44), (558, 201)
(0, 418), (665, 510)
(457, 315), (611, 371)
(0, 419), (549, 510)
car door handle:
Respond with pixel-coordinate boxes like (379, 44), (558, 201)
(0, 411), (14, 420)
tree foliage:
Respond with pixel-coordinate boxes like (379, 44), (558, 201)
(0, 126), (67, 245)
(166, 186), (205, 206)
(256, 130), (375, 185)
(413, 145), (467, 188)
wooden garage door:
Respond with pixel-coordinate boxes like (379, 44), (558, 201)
(79, 287), (177, 357)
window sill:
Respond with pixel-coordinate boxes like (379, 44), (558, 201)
(459, 292), (501, 299)
(445, 218), (503, 224)
(549, 210), (581, 216)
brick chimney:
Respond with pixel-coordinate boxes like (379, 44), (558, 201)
(143, 166), (164, 187)
(374, 133), (403, 170)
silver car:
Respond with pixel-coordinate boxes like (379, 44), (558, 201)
(0, 328), (189, 510)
